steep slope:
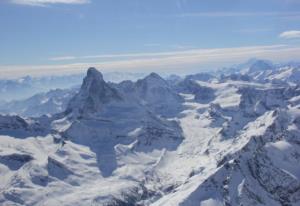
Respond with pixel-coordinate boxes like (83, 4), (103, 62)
(0, 66), (299, 206)
(135, 73), (183, 116)
(265, 67), (300, 85)
(247, 59), (274, 73)
(150, 80), (300, 206)
(66, 67), (122, 116)
(0, 71), (144, 102)
(46, 68), (183, 204)
(0, 68), (184, 205)
(154, 109), (300, 206)
(116, 72), (183, 117)
(224, 59), (300, 85)
(62, 68), (183, 175)
(0, 115), (49, 138)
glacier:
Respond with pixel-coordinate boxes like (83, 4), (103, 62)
(0, 60), (299, 206)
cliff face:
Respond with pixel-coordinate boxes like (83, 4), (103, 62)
(0, 67), (300, 206)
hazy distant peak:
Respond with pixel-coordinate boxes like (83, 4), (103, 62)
(249, 59), (274, 73)
(140, 72), (168, 86)
(148, 72), (161, 78)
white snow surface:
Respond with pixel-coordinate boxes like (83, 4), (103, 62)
(0, 66), (299, 205)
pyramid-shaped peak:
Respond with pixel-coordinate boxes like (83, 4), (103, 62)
(66, 67), (122, 116)
(249, 60), (274, 72)
(136, 72), (168, 89)
(142, 72), (166, 84)
(86, 67), (103, 80)
(147, 72), (163, 79)
(81, 67), (106, 92)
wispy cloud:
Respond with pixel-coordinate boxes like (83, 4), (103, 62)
(10, 0), (90, 6)
(279, 30), (300, 39)
(49, 56), (76, 61)
(50, 45), (288, 62)
(49, 51), (193, 61)
(142, 44), (194, 50)
(180, 11), (300, 18)
(2, 44), (300, 78)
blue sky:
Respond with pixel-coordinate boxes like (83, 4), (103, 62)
(1, 0), (300, 77)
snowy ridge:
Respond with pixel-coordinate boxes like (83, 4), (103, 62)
(0, 64), (299, 205)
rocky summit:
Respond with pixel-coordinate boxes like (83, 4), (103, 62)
(0, 61), (300, 206)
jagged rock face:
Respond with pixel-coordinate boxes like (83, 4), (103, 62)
(238, 87), (294, 117)
(166, 74), (182, 85)
(116, 73), (182, 105)
(208, 103), (223, 118)
(249, 141), (300, 205)
(63, 69), (183, 145)
(231, 60), (300, 85)
(116, 80), (136, 94)
(0, 115), (47, 137)
(135, 72), (182, 105)
(194, 86), (215, 103)
(115, 72), (183, 116)
(1, 65), (300, 206)
(133, 117), (183, 152)
(0, 153), (33, 170)
(58, 68), (184, 179)
(175, 79), (215, 103)
(171, 110), (300, 206)
(67, 68), (122, 116)
(175, 78), (201, 94)
(0, 115), (29, 130)
(266, 67), (300, 85)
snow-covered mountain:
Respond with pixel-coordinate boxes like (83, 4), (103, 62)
(0, 88), (78, 117)
(0, 72), (145, 102)
(263, 67), (300, 85)
(0, 66), (299, 206)
(219, 59), (300, 86)
(66, 68), (123, 116)
(0, 74), (83, 102)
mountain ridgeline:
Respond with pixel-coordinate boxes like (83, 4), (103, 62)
(0, 60), (300, 206)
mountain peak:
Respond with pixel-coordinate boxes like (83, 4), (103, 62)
(249, 59), (274, 73)
(82, 68), (105, 91)
(142, 72), (167, 85)
(66, 67), (122, 116)
(86, 67), (104, 81)
(135, 72), (167, 88)
(148, 72), (161, 79)
(145, 72), (165, 81)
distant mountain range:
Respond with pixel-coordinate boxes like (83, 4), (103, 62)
(0, 72), (145, 102)
(0, 88), (78, 117)
(0, 59), (299, 205)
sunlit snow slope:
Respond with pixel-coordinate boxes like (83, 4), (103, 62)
(0, 62), (299, 205)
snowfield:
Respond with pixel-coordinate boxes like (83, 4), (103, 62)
(0, 60), (300, 205)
